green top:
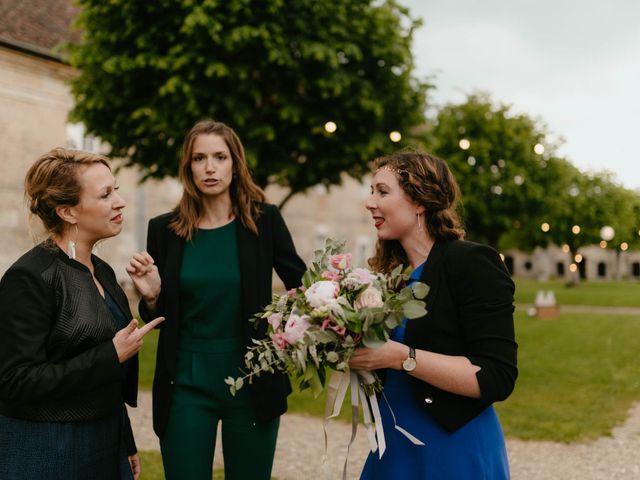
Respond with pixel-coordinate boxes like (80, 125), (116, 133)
(179, 220), (242, 344)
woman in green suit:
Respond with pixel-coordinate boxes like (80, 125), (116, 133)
(127, 120), (306, 479)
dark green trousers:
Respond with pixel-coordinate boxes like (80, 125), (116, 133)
(160, 338), (279, 480)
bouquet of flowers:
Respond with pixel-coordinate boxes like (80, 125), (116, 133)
(225, 238), (429, 464)
(225, 238), (428, 397)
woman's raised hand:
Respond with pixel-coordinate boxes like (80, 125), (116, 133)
(126, 251), (161, 306)
(113, 317), (165, 363)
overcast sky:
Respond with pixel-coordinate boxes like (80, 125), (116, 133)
(402, 0), (640, 189)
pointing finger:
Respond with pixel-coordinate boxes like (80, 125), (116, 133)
(138, 316), (165, 337)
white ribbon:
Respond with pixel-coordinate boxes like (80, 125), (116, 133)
(322, 368), (425, 479)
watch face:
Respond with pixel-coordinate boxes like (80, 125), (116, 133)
(402, 357), (417, 372)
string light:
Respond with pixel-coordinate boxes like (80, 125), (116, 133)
(324, 121), (337, 133)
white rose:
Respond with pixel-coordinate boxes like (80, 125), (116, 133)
(304, 281), (339, 308)
(354, 286), (384, 309)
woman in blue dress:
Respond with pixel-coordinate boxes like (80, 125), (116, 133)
(350, 151), (517, 479)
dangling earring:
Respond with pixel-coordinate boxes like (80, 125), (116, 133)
(68, 224), (78, 260)
(417, 213), (423, 232)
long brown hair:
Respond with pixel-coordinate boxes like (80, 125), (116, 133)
(24, 147), (110, 237)
(368, 151), (465, 273)
(169, 120), (265, 239)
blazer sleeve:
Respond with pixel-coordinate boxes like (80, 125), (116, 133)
(454, 243), (518, 403)
(270, 205), (306, 290)
(138, 217), (163, 324)
(0, 267), (123, 404)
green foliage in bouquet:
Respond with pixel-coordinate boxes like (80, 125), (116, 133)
(225, 239), (428, 397)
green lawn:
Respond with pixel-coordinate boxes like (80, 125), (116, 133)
(514, 278), (640, 307)
(138, 293), (640, 444)
(497, 311), (640, 442)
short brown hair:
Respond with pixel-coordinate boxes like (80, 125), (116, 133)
(24, 147), (110, 236)
(369, 150), (465, 273)
(170, 120), (265, 239)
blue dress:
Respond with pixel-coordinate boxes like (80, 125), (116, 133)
(360, 262), (510, 479)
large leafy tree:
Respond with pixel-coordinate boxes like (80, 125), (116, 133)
(425, 94), (565, 249)
(66, 0), (429, 204)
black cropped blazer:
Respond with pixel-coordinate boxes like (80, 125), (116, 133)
(403, 239), (518, 432)
(0, 243), (138, 453)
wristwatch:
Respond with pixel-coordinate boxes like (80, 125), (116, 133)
(402, 346), (417, 372)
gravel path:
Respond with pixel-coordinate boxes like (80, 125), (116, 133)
(129, 391), (640, 479)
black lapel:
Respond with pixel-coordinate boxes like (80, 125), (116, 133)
(405, 239), (451, 338)
(163, 231), (185, 303)
(163, 229), (185, 328)
(236, 220), (259, 327)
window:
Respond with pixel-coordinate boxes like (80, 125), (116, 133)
(66, 123), (101, 153)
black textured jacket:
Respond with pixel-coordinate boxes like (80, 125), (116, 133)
(139, 204), (306, 437)
(402, 239), (518, 432)
(0, 243), (138, 454)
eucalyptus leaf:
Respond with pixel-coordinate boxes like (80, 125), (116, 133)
(403, 300), (427, 319)
(362, 336), (386, 349)
(411, 281), (430, 299)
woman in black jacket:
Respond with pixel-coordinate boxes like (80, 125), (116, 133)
(350, 151), (517, 479)
(0, 148), (163, 480)
(126, 120), (306, 480)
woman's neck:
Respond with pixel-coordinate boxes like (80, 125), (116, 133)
(198, 194), (235, 229)
(400, 232), (435, 269)
(53, 235), (95, 271)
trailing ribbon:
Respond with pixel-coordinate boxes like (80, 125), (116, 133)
(322, 368), (424, 480)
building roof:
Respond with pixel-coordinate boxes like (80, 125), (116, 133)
(0, 0), (80, 61)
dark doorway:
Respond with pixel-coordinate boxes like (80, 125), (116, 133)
(597, 262), (607, 278)
(578, 259), (587, 279)
(556, 262), (565, 276)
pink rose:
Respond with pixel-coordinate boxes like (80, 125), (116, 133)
(304, 281), (339, 308)
(351, 268), (375, 285)
(354, 286), (384, 309)
(271, 332), (288, 350)
(267, 312), (283, 330)
(343, 268), (376, 289)
(322, 270), (340, 281)
(283, 313), (312, 344)
(320, 318), (347, 337)
(330, 253), (352, 270)
(287, 288), (298, 298)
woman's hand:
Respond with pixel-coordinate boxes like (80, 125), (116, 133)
(349, 340), (407, 371)
(112, 317), (165, 363)
(126, 251), (161, 306)
(128, 453), (141, 480)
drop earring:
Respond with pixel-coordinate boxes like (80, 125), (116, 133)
(417, 213), (423, 232)
(68, 224), (78, 260)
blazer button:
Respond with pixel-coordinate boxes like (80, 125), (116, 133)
(170, 380), (175, 385)
(424, 397), (433, 404)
